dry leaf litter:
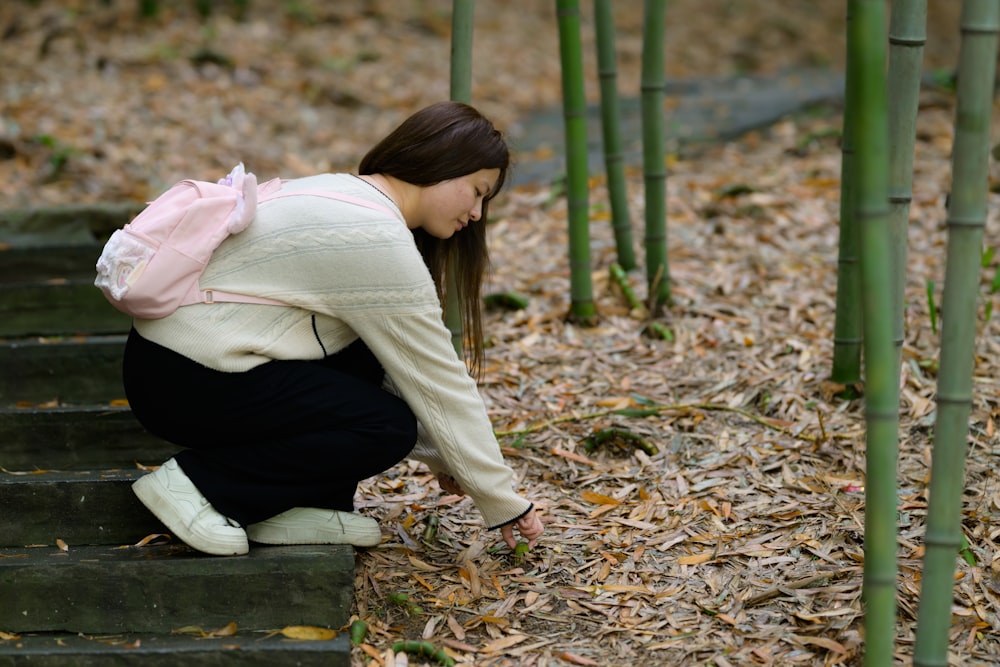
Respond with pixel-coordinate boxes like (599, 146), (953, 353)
(2, 2), (999, 666)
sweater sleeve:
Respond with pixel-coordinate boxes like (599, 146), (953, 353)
(348, 307), (531, 530)
(382, 375), (448, 475)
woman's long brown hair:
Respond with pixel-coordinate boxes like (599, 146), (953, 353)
(358, 101), (510, 378)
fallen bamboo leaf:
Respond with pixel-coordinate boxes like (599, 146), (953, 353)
(128, 533), (171, 548)
(478, 615), (510, 627)
(0, 466), (51, 475)
(678, 553), (714, 566)
(793, 607), (858, 622)
(440, 637), (477, 652)
(580, 490), (619, 505)
(172, 621), (237, 638)
(550, 447), (597, 466)
(359, 643), (383, 663)
(208, 622), (238, 637)
(480, 634), (530, 653)
(279, 625), (336, 641)
(595, 396), (633, 409)
(407, 555), (440, 572)
(795, 635), (848, 655)
(559, 651), (601, 666)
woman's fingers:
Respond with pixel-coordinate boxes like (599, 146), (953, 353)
(501, 523), (517, 549)
(516, 509), (544, 546)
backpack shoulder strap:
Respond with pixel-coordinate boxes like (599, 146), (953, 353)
(180, 284), (289, 309)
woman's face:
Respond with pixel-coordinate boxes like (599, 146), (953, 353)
(411, 168), (501, 239)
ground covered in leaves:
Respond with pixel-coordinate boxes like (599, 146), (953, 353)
(4, 2), (1000, 666)
(352, 104), (1000, 666)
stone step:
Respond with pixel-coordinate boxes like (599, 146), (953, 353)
(0, 281), (130, 338)
(0, 468), (162, 547)
(0, 336), (126, 407)
(0, 405), (174, 470)
(0, 543), (355, 634)
(0, 631), (350, 667)
(0, 245), (104, 283)
(0, 202), (141, 247)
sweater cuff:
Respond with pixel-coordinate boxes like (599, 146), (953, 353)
(486, 502), (534, 532)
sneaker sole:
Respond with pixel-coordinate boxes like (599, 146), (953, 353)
(247, 513), (381, 548)
(133, 473), (249, 556)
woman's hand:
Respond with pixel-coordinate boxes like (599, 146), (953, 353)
(436, 472), (465, 496)
(501, 507), (543, 549)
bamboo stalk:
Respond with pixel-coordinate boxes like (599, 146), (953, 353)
(556, 0), (596, 322)
(831, 3), (863, 386)
(449, 0), (474, 104)
(914, 2), (1000, 665)
(594, 0), (637, 271)
(887, 0), (927, 375)
(848, 3), (901, 666)
(640, 0), (670, 310)
(444, 0), (476, 356)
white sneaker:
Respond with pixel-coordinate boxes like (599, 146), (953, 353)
(132, 458), (249, 556)
(247, 508), (381, 547)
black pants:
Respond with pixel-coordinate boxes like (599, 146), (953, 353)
(123, 328), (417, 525)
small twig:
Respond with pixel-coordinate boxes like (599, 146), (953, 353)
(816, 407), (828, 443)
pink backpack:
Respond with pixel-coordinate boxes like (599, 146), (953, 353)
(95, 164), (398, 319)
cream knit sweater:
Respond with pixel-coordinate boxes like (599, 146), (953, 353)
(135, 174), (531, 530)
